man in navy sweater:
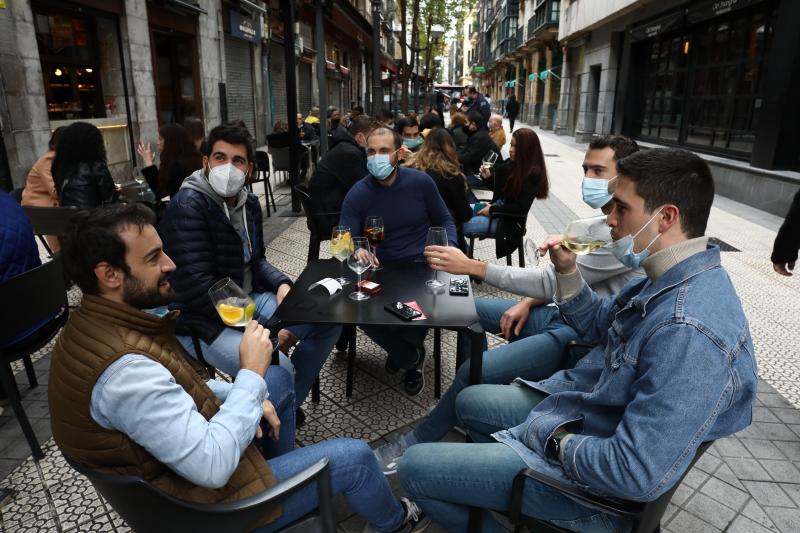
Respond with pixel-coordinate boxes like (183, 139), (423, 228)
(340, 126), (458, 395)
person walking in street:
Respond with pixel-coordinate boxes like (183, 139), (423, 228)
(772, 189), (800, 276)
(505, 94), (519, 132)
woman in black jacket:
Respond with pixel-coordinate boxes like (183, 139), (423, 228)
(505, 94), (520, 132)
(52, 122), (117, 209)
(463, 127), (549, 259)
(137, 123), (203, 199)
(406, 128), (473, 231)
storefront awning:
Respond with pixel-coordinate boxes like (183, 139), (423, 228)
(381, 55), (398, 73)
(163, 0), (208, 15)
(629, 9), (685, 42)
(688, 0), (763, 24)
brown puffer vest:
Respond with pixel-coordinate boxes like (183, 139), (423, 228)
(49, 295), (281, 526)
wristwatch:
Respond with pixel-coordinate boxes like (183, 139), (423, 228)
(547, 427), (569, 461)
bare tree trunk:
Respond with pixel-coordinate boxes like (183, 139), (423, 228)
(420, 13), (432, 112)
(409, 0), (420, 113)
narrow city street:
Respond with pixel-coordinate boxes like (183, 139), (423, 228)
(1, 117), (799, 532)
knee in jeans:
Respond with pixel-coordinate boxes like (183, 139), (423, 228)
(268, 365), (296, 402)
(454, 385), (483, 422)
(397, 444), (429, 494)
(330, 438), (373, 467)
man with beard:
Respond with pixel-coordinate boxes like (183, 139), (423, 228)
(50, 203), (432, 533)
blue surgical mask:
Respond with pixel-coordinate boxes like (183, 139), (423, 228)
(609, 207), (663, 269)
(403, 137), (422, 149)
(582, 175), (617, 209)
(367, 153), (397, 180)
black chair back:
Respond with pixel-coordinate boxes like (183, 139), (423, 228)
(255, 150), (271, 174)
(294, 184), (340, 261)
(65, 455), (336, 533)
(269, 147), (292, 172)
(22, 205), (80, 237)
(0, 256), (67, 342)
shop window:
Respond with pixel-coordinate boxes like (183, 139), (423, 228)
(34, 10), (106, 120)
(634, 3), (776, 157)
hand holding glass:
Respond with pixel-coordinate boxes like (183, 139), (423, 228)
(525, 215), (612, 266)
(330, 226), (354, 286)
(425, 227), (448, 289)
(364, 216), (384, 270)
(209, 278), (256, 327)
(347, 237), (373, 301)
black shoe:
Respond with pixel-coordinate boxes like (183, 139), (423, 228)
(403, 348), (426, 396)
(296, 407), (306, 428)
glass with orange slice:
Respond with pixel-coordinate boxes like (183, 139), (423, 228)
(208, 278), (256, 327)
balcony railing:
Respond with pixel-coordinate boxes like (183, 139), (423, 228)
(525, 0), (560, 42)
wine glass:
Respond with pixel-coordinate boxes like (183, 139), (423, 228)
(524, 215), (612, 266)
(425, 227), (448, 289)
(561, 215), (612, 255)
(208, 278), (256, 327)
(347, 237), (373, 301)
(330, 226), (354, 286)
(134, 174), (146, 198)
(481, 151), (498, 170)
(364, 216), (384, 270)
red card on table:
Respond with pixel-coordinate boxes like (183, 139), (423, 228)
(404, 301), (427, 321)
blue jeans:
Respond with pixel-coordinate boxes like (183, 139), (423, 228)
(253, 365), (296, 458)
(462, 214), (499, 237)
(256, 438), (406, 532)
(179, 292), (341, 405)
(360, 325), (429, 370)
(399, 385), (625, 532)
(413, 302), (575, 443)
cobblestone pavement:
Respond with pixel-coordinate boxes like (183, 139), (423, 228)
(0, 119), (799, 532)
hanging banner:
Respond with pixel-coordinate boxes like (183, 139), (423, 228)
(629, 9), (685, 42)
(230, 10), (261, 42)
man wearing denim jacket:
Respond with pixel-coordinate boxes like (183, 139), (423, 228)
(399, 148), (758, 532)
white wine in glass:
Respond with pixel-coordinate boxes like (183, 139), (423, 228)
(561, 215), (612, 255)
(425, 227), (448, 289)
(330, 226), (353, 286)
(347, 237), (373, 301)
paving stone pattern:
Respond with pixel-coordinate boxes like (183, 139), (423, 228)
(1, 119), (799, 532)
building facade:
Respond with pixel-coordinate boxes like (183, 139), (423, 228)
(556, 0), (800, 216)
(0, 0), (395, 190)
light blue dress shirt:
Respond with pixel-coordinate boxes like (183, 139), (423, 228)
(90, 354), (267, 489)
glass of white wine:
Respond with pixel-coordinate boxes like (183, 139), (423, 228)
(134, 174), (146, 198)
(481, 151), (498, 170)
(524, 215), (612, 266)
(561, 215), (612, 254)
(330, 226), (354, 286)
(208, 278), (256, 327)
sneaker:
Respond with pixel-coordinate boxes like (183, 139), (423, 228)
(362, 497), (431, 533)
(374, 431), (413, 475)
(403, 348), (426, 397)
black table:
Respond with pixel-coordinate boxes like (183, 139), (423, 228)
(273, 259), (485, 398)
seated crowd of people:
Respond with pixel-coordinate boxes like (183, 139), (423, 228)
(2, 88), (759, 533)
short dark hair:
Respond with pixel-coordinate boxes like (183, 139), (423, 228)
(588, 135), (639, 162)
(205, 123), (255, 163)
(466, 85), (478, 95)
(378, 108), (394, 121)
(367, 126), (402, 149)
(352, 105), (364, 114)
(419, 112), (442, 131)
(467, 110), (486, 130)
(616, 148), (714, 239)
(395, 117), (419, 135)
(61, 203), (157, 296)
(348, 115), (374, 137)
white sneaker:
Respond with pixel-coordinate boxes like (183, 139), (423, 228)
(362, 498), (431, 533)
(374, 431), (413, 475)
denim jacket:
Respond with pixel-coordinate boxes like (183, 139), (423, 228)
(494, 246), (757, 502)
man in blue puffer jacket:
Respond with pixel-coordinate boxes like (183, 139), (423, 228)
(160, 124), (341, 423)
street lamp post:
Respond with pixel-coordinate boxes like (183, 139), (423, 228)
(371, 0), (383, 116)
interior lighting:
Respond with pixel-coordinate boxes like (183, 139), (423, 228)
(54, 68), (63, 76)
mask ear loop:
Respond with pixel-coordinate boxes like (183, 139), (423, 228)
(631, 207), (665, 253)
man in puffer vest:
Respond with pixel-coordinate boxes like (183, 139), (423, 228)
(50, 203), (431, 532)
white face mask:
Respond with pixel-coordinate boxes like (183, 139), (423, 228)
(207, 162), (246, 198)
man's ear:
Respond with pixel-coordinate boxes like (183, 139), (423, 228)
(202, 155), (210, 174)
(94, 262), (122, 292)
(660, 205), (682, 233)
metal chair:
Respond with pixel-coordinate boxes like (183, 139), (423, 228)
(22, 205), (80, 257)
(465, 211), (528, 268)
(64, 455), (336, 533)
(0, 256), (68, 460)
(294, 184), (341, 263)
(268, 147), (292, 186)
(252, 150), (277, 217)
(504, 441), (714, 533)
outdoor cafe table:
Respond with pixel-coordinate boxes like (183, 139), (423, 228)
(272, 259), (485, 399)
